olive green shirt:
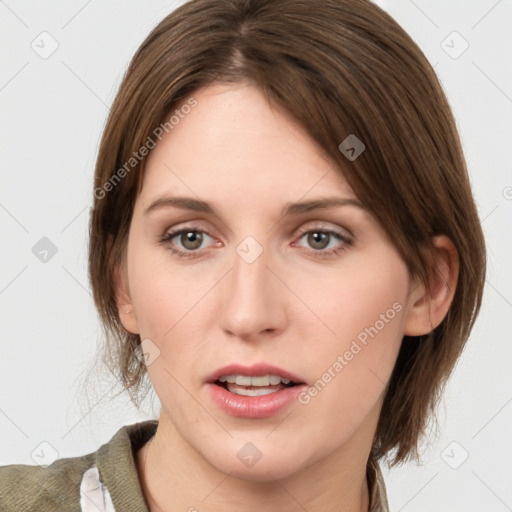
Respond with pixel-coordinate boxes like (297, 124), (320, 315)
(0, 420), (389, 511)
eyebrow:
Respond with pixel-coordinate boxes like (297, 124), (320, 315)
(143, 195), (365, 218)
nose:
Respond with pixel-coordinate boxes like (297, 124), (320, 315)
(219, 242), (288, 342)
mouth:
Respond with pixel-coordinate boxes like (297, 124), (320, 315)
(206, 364), (306, 418)
(214, 374), (298, 396)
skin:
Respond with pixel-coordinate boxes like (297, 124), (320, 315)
(115, 82), (459, 512)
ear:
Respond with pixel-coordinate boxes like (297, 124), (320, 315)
(403, 235), (459, 336)
(113, 262), (140, 335)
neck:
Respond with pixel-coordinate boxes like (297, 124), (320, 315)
(136, 413), (373, 512)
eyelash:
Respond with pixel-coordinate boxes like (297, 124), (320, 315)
(159, 225), (353, 260)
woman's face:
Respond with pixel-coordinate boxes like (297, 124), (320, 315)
(119, 82), (418, 480)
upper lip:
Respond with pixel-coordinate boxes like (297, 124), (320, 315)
(206, 363), (305, 384)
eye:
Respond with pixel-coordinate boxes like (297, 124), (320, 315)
(294, 227), (352, 257)
(159, 228), (216, 259)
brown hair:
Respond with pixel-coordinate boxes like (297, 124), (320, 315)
(88, 0), (486, 466)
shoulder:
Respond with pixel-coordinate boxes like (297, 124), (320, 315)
(0, 420), (158, 512)
(0, 452), (95, 511)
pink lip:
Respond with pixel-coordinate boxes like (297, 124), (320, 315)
(205, 363), (307, 419)
(206, 382), (306, 419)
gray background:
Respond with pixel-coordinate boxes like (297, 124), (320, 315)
(1, 1), (511, 510)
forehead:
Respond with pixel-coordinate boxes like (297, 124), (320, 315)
(139, 83), (356, 207)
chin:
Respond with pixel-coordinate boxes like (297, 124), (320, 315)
(202, 439), (314, 482)
(216, 458), (305, 483)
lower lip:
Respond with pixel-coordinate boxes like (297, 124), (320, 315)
(206, 383), (306, 419)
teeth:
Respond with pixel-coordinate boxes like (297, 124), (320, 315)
(236, 375), (253, 386)
(269, 375), (281, 385)
(218, 375), (236, 383)
(217, 374), (293, 386)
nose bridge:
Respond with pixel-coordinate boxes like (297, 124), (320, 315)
(232, 253), (265, 298)
(219, 237), (286, 338)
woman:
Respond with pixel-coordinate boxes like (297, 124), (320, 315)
(0, 0), (486, 510)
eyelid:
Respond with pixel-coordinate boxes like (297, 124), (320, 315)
(293, 221), (353, 241)
(161, 225), (219, 247)
(161, 217), (218, 237)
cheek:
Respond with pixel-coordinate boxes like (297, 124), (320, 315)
(296, 255), (408, 351)
(128, 239), (192, 334)
(293, 259), (408, 435)
(127, 240), (222, 372)
(126, 243), (211, 418)
(301, 255), (409, 388)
